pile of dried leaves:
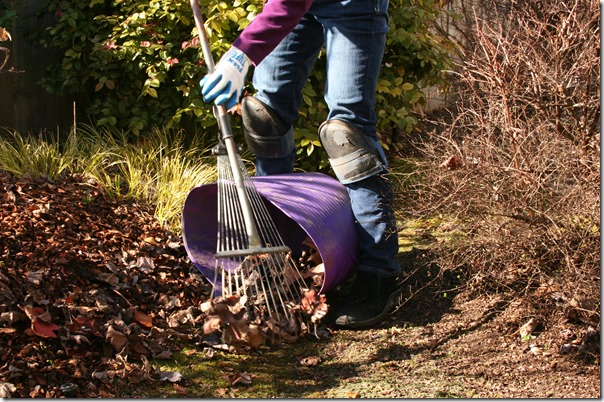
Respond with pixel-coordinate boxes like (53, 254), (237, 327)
(202, 235), (331, 348)
(0, 172), (322, 398)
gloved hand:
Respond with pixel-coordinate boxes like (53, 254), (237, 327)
(200, 46), (251, 109)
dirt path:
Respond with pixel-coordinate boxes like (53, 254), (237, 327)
(119, 285), (599, 399)
(116, 260), (599, 399)
(310, 292), (600, 398)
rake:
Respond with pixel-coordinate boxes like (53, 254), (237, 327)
(190, 0), (308, 325)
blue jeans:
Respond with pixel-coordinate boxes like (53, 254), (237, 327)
(251, 0), (400, 278)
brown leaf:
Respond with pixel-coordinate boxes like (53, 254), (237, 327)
(300, 288), (317, 314)
(21, 305), (51, 322)
(311, 296), (329, 324)
(168, 308), (196, 327)
(224, 372), (252, 386)
(20, 305), (61, 338)
(69, 334), (92, 345)
(95, 272), (119, 286)
(282, 261), (302, 287)
(519, 318), (539, 339)
(143, 236), (160, 246)
(0, 382), (16, 398)
(266, 318), (299, 344)
(439, 155), (463, 170)
(309, 263), (325, 275)
(172, 383), (188, 396)
(31, 320), (61, 338)
(306, 251), (323, 265)
(134, 310), (153, 328)
(199, 300), (213, 313)
(136, 256), (155, 273)
(299, 356), (321, 366)
(246, 324), (265, 348)
(97, 389), (116, 398)
(105, 326), (128, 352)
(215, 388), (229, 397)
(129, 337), (151, 357)
(0, 27), (12, 41)
(26, 270), (47, 285)
(203, 317), (222, 334)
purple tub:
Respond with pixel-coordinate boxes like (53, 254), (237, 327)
(182, 172), (358, 294)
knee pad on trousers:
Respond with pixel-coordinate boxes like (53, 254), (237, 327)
(241, 96), (294, 158)
(319, 119), (386, 184)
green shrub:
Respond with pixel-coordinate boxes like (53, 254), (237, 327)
(0, 0), (17, 28)
(39, 0), (216, 136)
(40, 0), (451, 172)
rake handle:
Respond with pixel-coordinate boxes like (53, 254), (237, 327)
(190, 0), (231, 139)
(190, 0), (262, 251)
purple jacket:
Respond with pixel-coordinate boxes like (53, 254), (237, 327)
(232, 0), (314, 65)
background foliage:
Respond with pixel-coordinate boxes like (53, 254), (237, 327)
(39, 0), (451, 172)
(0, 0), (17, 28)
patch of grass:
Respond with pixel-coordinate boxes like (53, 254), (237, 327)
(82, 126), (217, 233)
(0, 125), (217, 234)
(116, 339), (329, 398)
(150, 142), (217, 230)
(397, 216), (467, 252)
(0, 128), (83, 180)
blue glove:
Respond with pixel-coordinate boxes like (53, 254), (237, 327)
(200, 46), (251, 109)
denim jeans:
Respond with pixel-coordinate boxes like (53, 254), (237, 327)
(251, 0), (400, 277)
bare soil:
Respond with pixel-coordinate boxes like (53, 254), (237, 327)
(0, 172), (599, 398)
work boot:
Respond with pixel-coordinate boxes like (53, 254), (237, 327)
(333, 271), (402, 328)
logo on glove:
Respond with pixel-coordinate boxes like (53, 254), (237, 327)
(227, 51), (247, 73)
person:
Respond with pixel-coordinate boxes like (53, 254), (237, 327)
(199, 0), (401, 328)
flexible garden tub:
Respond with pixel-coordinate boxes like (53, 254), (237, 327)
(182, 172), (357, 294)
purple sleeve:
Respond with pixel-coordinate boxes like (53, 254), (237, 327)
(232, 0), (314, 65)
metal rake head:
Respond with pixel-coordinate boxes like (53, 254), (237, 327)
(213, 152), (308, 322)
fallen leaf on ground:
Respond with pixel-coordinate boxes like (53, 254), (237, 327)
(21, 305), (61, 338)
(0, 382), (16, 398)
(134, 310), (153, 328)
(159, 371), (183, 383)
(299, 356), (321, 366)
(519, 318), (539, 339)
(224, 372), (252, 386)
(439, 155), (463, 170)
(105, 326), (128, 352)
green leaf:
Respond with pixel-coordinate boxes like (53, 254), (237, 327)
(65, 49), (80, 58)
(146, 87), (158, 98)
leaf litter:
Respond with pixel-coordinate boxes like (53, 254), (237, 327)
(0, 172), (331, 397)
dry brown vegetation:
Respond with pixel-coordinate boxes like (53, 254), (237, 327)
(406, 0), (600, 324)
